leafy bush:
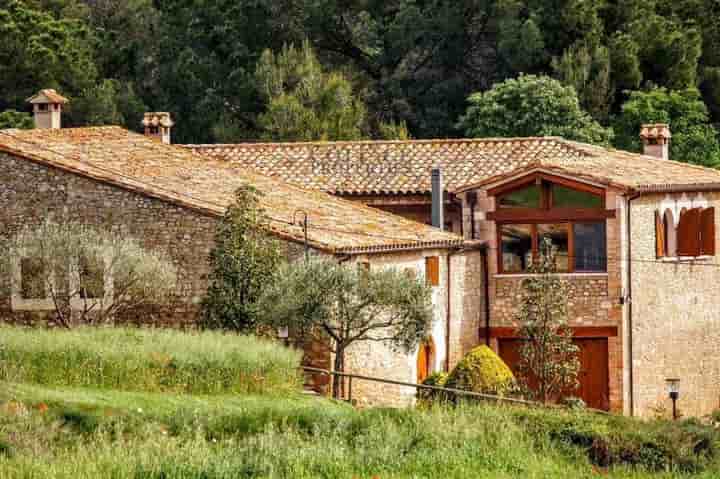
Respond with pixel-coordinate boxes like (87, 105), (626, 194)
(416, 371), (449, 403)
(514, 408), (720, 473)
(444, 345), (515, 396)
(560, 396), (587, 410)
(0, 326), (301, 394)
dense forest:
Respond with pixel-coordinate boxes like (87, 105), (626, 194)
(2, 0), (720, 166)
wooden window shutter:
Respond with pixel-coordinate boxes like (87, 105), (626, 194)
(655, 211), (666, 258)
(701, 207), (716, 256)
(677, 208), (702, 256)
(425, 256), (440, 286)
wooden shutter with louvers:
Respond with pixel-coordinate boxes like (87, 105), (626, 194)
(425, 256), (440, 286)
(677, 208), (702, 257)
(701, 207), (716, 256)
(655, 211), (666, 258)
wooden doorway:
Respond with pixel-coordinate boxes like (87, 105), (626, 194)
(498, 338), (609, 410)
(416, 338), (436, 383)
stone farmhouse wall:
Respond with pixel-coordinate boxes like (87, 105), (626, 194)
(342, 249), (482, 407)
(630, 193), (720, 418)
(461, 186), (625, 412)
(0, 152), (219, 327)
(0, 151), (481, 406)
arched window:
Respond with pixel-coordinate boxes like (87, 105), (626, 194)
(664, 209), (677, 257)
(656, 207), (715, 258)
(416, 338), (436, 383)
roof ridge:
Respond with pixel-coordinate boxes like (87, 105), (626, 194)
(183, 136), (565, 149)
(557, 138), (720, 176)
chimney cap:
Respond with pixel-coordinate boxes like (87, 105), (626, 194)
(26, 89), (69, 105)
(640, 123), (671, 141)
(142, 112), (174, 128)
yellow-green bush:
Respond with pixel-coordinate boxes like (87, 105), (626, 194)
(444, 345), (514, 395)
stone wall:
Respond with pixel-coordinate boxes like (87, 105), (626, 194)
(0, 151), (481, 406)
(0, 152), (219, 327)
(342, 249), (482, 407)
(630, 193), (720, 418)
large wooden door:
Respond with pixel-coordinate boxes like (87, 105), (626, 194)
(498, 338), (609, 410)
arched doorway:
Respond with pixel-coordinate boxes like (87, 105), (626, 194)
(416, 338), (436, 383)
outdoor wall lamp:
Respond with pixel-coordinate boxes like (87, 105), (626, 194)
(666, 378), (680, 420)
(277, 326), (289, 345)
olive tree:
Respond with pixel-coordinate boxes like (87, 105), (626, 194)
(516, 238), (580, 404)
(257, 258), (433, 398)
(2, 220), (177, 328)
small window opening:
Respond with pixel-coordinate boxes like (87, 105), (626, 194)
(20, 258), (45, 299)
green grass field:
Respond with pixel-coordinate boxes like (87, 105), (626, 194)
(1, 326), (719, 478)
(0, 325), (301, 394)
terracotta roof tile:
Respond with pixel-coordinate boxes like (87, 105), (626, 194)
(26, 89), (69, 104)
(0, 127), (465, 254)
(187, 138), (720, 194)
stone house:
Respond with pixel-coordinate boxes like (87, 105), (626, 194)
(191, 125), (720, 417)
(0, 102), (482, 406)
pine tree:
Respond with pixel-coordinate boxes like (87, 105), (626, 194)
(516, 238), (580, 404)
(201, 185), (283, 332)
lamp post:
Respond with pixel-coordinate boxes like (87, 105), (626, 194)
(277, 326), (289, 346)
(666, 378), (680, 420)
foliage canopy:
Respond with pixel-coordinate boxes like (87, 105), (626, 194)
(459, 75), (613, 145)
(201, 185), (283, 332)
(257, 258), (433, 397)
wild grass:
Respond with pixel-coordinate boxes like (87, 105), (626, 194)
(0, 325), (301, 394)
(1, 382), (719, 478)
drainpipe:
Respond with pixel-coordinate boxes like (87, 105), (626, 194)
(626, 192), (641, 416)
(481, 245), (491, 346)
(445, 251), (453, 372)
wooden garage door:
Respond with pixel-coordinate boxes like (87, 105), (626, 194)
(498, 338), (609, 410)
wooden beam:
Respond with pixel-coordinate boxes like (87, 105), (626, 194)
(487, 171), (606, 197)
(488, 208), (615, 222)
(489, 326), (618, 338)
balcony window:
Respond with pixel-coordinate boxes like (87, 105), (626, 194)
(491, 173), (609, 275)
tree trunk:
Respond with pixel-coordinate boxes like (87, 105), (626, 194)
(333, 347), (345, 400)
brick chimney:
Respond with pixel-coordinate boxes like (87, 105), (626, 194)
(640, 123), (671, 160)
(142, 112), (174, 144)
(26, 89), (68, 129)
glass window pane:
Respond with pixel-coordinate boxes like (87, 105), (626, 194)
(552, 185), (602, 208)
(501, 224), (533, 273)
(498, 184), (541, 208)
(79, 254), (104, 299)
(20, 258), (45, 299)
(538, 224), (569, 272)
(573, 222), (607, 272)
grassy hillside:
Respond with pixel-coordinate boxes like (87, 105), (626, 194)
(1, 382), (719, 478)
(0, 326), (301, 394)
(1, 326), (718, 478)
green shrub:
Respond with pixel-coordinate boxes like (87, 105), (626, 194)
(444, 345), (515, 396)
(514, 407), (720, 473)
(0, 326), (301, 395)
(416, 372), (450, 404)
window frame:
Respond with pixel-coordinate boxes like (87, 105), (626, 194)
(490, 174), (609, 275)
(657, 206), (715, 260)
(497, 220), (607, 274)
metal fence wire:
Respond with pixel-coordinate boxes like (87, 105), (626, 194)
(301, 366), (612, 415)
